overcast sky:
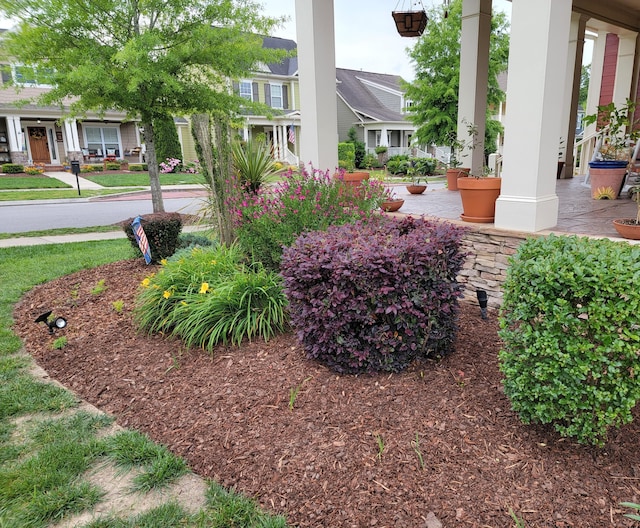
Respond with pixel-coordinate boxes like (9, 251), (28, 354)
(260, 0), (514, 81)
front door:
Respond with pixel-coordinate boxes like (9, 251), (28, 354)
(28, 127), (50, 164)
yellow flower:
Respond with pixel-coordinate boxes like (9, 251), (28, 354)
(210, 260), (217, 265)
(141, 278), (151, 288)
(160, 259), (168, 266)
(163, 290), (172, 299)
(180, 301), (188, 306)
(199, 282), (210, 294)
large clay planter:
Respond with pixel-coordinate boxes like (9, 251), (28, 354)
(589, 161), (628, 199)
(458, 177), (502, 223)
(336, 171), (370, 198)
(406, 184), (427, 194)
(612, 219), (640, 240)
(446, 167), (470, 191)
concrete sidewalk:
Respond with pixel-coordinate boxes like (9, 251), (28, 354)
(0, 224), (211, 249)
(46, 171), (105, 191)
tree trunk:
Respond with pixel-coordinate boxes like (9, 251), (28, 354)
(142, 121), (165, 213)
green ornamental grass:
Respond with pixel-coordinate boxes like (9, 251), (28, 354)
(135, 245), (288, 349)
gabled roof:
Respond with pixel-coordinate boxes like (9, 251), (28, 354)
(262, 36), (298, 76)
(335, 68), (406, 123)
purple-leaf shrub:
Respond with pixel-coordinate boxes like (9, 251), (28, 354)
(281, 216), (467, 374)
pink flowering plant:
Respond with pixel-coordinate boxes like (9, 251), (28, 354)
(234, 165), (388, 270)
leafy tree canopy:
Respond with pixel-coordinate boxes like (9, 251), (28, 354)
(0, 0), (289, 211)
(404, 0), (510, 152)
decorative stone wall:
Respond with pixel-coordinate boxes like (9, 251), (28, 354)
(456, 224), (533, 309)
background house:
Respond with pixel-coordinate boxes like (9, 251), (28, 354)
(336, 68), (419, 158)
(0, 61), (143, 168)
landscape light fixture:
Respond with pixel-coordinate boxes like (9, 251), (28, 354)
(476, 290), (488, 320)
(35, 310), (67, 334)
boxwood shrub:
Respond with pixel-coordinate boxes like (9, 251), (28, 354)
(2, 163), (24, 174)
(281, 216), (467, 374)
(129, 163), (148, 171)
(120, 212), (183, 263)
(499, 234), (640, 446)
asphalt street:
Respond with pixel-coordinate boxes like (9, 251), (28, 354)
(0, 194), (207, 233)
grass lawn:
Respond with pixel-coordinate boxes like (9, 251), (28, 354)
(0, 240), (289, 528)
(0, 188), (144, 201)
(85, 172), (206, 187)
(0, 176), (72, 190)
(0, 225), (122, 240)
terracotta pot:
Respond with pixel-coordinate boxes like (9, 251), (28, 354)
(458, 177), (502, 223)
(406, 184), (427, 194)
(612, 219), (640, 240)
(445, 167), (470, 191)
(589, 163), (627, 199)
(336, 171), (370, 198)
(380, 199), (404, 212)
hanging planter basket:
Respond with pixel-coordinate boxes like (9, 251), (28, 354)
(392, 10), (428, 37)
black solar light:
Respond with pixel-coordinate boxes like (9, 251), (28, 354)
(476, 290), (488, 320)
(35, 310), (67, 334)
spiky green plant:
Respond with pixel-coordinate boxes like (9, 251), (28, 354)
(232, 139), (277, 193)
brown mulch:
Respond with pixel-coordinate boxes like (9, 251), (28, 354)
(12, 259), (640, 528)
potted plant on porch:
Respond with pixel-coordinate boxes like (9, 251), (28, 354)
(405, 157), (436, 194)
(583, 99), (639, 200)
(456, 122), (502, 223)
(444, 131), (470, 191)
(612, 186), (640, 240)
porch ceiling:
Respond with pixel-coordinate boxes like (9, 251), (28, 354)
(574, 0), (640, 32)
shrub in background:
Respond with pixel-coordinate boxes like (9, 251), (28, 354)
(135, 244), (287, 348)
(346, 126), (366, 169)
(234, 166), (387, 271)
(153, 114), (183, 170)
(338, 142), (355, 172)
(499, 234), (640, 446)
(1, 163), (24, 174)
(81, 164), (103, 173)
(176, 232), (216, 251)
(129, 163), (148, 171)
(105, 162), (121, 170)
(281, 216), (467, 374)
(121, 212), (183, 263)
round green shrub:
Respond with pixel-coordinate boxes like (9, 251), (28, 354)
(105, 162), (120, 170)
(2, 163), (24, 174)
(499, 234), (640, 446)
(281, 216), (466, 374)
(120, 212), (183, 263)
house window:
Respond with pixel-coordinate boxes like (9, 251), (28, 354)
(239, 80), (252, 101)
(13, 65), (54, 87)
(84, 126), (120, 157)
(270, 84), (283, 109)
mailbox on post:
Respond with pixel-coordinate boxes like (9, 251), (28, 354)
(70, 160), (81, 196)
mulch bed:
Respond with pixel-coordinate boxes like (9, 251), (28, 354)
(12, 259), (640, 528)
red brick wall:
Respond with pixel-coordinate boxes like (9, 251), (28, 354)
(599, 33), (619, 108)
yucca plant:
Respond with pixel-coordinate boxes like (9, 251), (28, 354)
(232, 139), (278, 193)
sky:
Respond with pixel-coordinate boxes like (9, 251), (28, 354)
(260, 0), (514, 81)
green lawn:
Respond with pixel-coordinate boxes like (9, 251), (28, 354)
(0, 176), (72, 190)
(0, 225), (122, 240)
(0, 188), (144, 201)
(85, 172), (206, 187)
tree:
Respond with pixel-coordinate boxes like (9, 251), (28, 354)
(346, 126), (366, 169)
(0, 0), (288, 213)
(579, 64), (591, 112)
(153, 115), (183, 171)
(404, 0), (510, 154)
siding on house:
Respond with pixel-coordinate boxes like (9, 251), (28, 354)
(599, 33), (619, 107)
(337, 97), (360, 141)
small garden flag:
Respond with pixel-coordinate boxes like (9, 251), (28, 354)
(131, 215), (152, 264)
(288, 125), (295, 144)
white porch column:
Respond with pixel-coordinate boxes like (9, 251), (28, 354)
(458, 0), (491, 175)
(295, 0), (338, 172)
(6, 116), (23, 152)
(64, 119), (81, 152)
(380, 127), (389, 147)
(494, 0), (572, 232)
(613, 32), (639, 105)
